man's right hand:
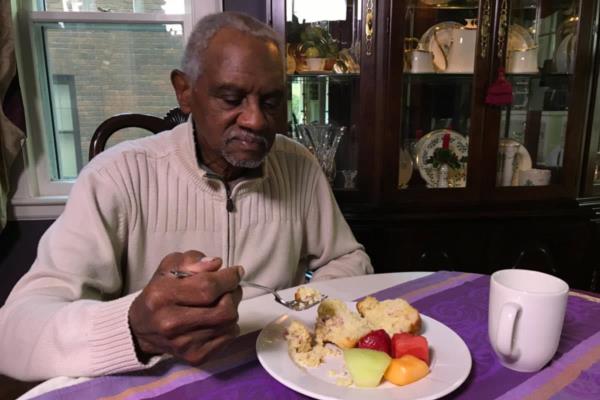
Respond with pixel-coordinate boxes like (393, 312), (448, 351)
(128, 250), (244, 365)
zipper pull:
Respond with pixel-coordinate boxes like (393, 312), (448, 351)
(224, 182), (235, 212)
(226, 196), (235, 212)
(206, 173), (235, 212)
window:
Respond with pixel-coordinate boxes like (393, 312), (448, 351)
(11, 0), (221, 217)
(37, 20), (185, 180)
(51, 74), (81, 179)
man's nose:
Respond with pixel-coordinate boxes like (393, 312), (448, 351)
(237, 98), (267, 131)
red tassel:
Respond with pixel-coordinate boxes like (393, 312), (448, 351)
(485, 67), (513, 106)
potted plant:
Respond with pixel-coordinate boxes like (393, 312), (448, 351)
(300, 25), (339, 70)
(286, 15), (340, 72)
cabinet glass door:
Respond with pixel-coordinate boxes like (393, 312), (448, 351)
(584, 53), (600, 197)
(397, 0), (482, 191)
(284, 0), (364, 191)
(496, 0), (579, 188)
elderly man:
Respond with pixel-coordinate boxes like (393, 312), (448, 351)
(0, 12), (372, 381)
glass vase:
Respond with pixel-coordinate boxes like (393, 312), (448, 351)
(293, 124), (346, 184)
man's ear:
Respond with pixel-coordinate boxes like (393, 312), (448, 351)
(171, 69), (192, 114)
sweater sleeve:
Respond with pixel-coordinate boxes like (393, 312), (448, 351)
(303, 164), (374, 281)
(0, 165), (155, 381)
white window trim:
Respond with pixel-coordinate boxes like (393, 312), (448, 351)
(9, 0), (222, 220)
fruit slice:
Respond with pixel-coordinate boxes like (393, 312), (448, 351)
(384, 354), (430, 386)
(343, 348), (392, 387)
(391, 333), (430, 364)
(357, 329), (391, 355)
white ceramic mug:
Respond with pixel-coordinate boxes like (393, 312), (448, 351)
(518, 168), (551, 186)
(508, 47), (539, 73)
(488, 269), (569, 372)
(406, 49), (434, 73)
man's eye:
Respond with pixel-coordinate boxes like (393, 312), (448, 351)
(222, 97), (242, 106)
(262, 97), (282, 110)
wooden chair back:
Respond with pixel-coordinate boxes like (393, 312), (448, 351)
(88, 108), (188, 160)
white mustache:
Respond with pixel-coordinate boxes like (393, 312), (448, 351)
(224, 130), (268, 147)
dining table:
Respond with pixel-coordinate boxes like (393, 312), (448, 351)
(19, 270), (600, 400)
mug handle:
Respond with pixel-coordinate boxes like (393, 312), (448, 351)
(496, 302), (520, 356)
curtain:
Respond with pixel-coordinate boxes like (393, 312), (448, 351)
(0, 1), (25, 232)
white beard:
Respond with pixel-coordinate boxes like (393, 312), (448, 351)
(222, 152), (266, 168)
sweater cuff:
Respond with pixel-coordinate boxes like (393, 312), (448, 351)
(89, 292), (162, 375)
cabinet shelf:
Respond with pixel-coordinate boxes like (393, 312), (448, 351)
(408, 1), (535, 11)
(507, 73), (569, 78)
(408, 5), (479, 11)
(403, 73), (570, 85)
(403, 73), (474, 83)
(288, 73), (360, 80)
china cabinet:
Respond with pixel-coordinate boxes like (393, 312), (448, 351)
(243, 0), (600, 291)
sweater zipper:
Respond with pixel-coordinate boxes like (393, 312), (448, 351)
(206, 173), (234, 266)
(224, 181), (233, 267)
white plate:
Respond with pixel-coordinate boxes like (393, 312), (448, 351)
(553, 33), (576, 73)
(415, 129), (468, 188)
(499, 138), (532, 186)
(508, 24), (535, 52)
(418, 21), (462, 71)
(256, 303), (472, 400)
(499, 138), (532, 171)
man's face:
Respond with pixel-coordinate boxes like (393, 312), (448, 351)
(173, 28), (285, 175)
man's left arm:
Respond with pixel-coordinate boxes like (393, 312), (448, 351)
(302, 168), (374, 281)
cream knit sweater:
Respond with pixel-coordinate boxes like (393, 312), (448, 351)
(0, 119), (372, 380)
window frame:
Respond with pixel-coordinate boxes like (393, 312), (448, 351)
(10, 0), (222, 219)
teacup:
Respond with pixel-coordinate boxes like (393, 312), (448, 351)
(518, 168), (551, 186)
(488, 269), (568, 372)
(406, 49), (434, 73)
(507, 47), (538, 73)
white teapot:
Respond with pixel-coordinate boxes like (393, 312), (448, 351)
(444, 19), (478, 73)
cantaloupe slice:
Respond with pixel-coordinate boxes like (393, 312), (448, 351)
(384, 354), (429, 386)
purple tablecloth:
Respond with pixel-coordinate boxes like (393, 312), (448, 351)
(32, 272), (600, 400)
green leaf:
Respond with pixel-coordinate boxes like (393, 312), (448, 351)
(424, 148), (463, 169)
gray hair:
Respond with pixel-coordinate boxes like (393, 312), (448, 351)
(181, 11), (284, 83)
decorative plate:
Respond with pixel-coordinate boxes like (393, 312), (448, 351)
(418, 21), (463, 71)
(415, 130), (468, 188)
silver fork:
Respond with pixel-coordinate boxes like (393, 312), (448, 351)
(240, 281), (327, 311)
(169, 269), (327, 311)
